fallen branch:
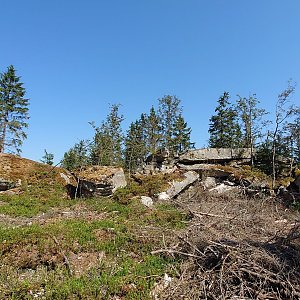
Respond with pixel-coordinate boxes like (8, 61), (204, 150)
(151, 249), (203, 259)
(194, 211), (235, 219)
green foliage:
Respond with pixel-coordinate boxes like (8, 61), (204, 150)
(0, 183), (186, 299)
(146, 106), (162, 156)
(173, 114), (194, 153)
(124, 116), (148, 173)
(236, 94), (268, 148)
(124, 97), (193, 171)
(113, 173), (184, 204)
(158, 95), (183, 153)
(0, 183), (75, 217)
(0, 65), (29, 154)
(90, 104), (124, 166)
(41, 149), (54, 165)
(61, 139), (90, 170)
(209, 92), (242, 148)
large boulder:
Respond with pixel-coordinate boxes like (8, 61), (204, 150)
(158, 171), (199, 200)
(179, 148), (252, 164)
(177, 163), (232, 178)
(73, 166), (127, 197)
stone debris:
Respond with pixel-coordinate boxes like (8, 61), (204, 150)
(201, 176), (217, 190)
(150, 273), (172, 300)
(158, 171), (199, 200)
(209, 183), (238, 194)
(73, 166), (127, 197)
(140, 196), (153, 208)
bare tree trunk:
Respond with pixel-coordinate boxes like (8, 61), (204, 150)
(272, 124), (279, 189)
(0, 119), (8, 153)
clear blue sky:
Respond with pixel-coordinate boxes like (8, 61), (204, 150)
(1, 0), (299, 163)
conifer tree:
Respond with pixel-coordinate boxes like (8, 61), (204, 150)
(146, 106), (162, 157)
(41, 149), (54, 165)
(158, 95), (182, 154)
(0, 65), (29, 154)
(90, 104), (124, 166)
(61, 140), (89, 170)
(124, 117), (147, 173)
(208, 92), (242, 148)
(173, 115), (193, 153)
(284, 110), (300, 163)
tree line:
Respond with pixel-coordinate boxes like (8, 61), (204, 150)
(0, 65), (299, 184)
(61, 96), (193, 173)
(208, 85), (300, 186)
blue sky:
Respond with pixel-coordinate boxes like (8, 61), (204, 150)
(1, 0), (299, 163)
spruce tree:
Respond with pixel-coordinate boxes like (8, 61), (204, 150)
(61, 140), (90, 170)
(0, 65), (29, 154)
(158, 95), (182, 154)
(41, 149), (54, 165)
(145, 106), (162, 157)
(208, 92), (242, 148)
(90, 104), (124, 166)
(173, 115), (193, 153)
(124, 117), (147, 173)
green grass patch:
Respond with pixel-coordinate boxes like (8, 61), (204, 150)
(0, 183), (77, 217)
(0, 179), (187, 299)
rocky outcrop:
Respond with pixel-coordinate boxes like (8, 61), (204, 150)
(158, 171), (199, 200)
(72, 166), (127, 198)
(0, 153), (75, 189)
(179, 148), (252, 164)
(177, 163), (232, 178)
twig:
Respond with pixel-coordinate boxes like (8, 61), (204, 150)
(194, 211), (235, 219)
(151, 249), (203, 259)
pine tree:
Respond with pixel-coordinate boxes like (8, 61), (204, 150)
(90, 104), (124, 166)
(158, 95), (182, 154)
(173, 115), (193, 153)
(145, 107), (162, 157)
(0, 65), (29, 154)
(41, 149), (54, 165)
(124, 117), (147, 173)
(285, 110), (300, 163)
(61, 140), (90, 170)
(208, 92), (242, 148)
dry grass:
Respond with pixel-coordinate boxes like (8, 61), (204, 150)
(151, 183), (300, 299)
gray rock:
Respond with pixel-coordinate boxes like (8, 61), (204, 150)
(158, 171), (199, 200)
(157, 192), (171, 201)
(0, 178), (15, 191)
(112, 169), (127, 192)
(201, 177), (217, 190)
(140, 196), (153, 208)
(73, 166), (127, 198)
(179, 148), (252, 163)
(209, 183), (237, 194)
(177, 163), (232, 178)
(60, 172), (73, 185)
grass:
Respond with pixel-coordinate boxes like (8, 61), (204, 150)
(0, 183), (76, 217)
(0, 182), (186, 299)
